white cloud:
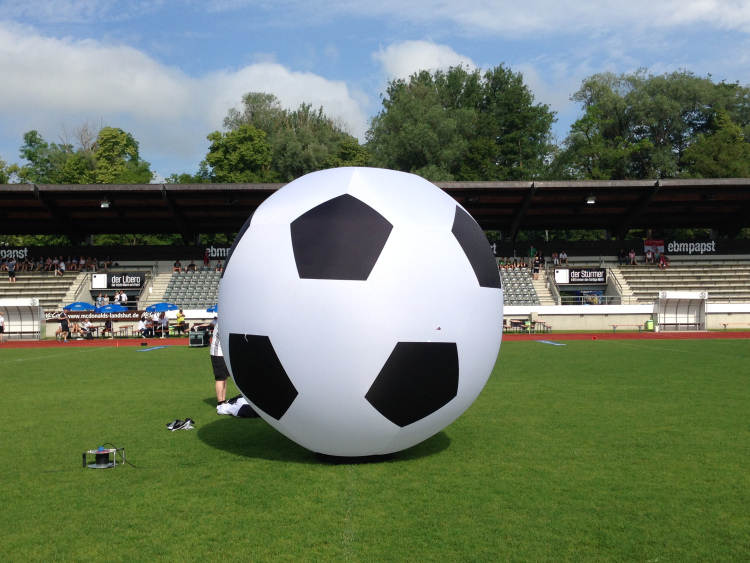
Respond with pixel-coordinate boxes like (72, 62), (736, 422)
(372, 40), (476, 81)
(203, 0), (750, 35)
(0, 20), (369, 176)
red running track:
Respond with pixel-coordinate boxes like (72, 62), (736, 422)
(0, 337), (191, 349)
(503, 331), (750, 341)
(1, 331), (748, 349)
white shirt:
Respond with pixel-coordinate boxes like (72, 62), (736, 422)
(210, 322), (223, 357)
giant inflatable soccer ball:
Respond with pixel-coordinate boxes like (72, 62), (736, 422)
(218, 167), (502, 457)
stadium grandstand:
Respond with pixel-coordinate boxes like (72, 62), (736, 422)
(1, 178), (750, 338)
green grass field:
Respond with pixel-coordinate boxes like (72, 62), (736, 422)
(1, 339), (749, 562)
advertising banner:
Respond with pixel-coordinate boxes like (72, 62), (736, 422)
(91, 272), (145, 290)
(555, 268), (607, 284)
(46, 311), (143, 322)
(644, 239), (665, 252)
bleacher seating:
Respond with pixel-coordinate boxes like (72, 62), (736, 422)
(163, 269), (220, 310)
(499, 268), (541, 306)
(0, 271), (81, 310)
(617, 263), (750, 303)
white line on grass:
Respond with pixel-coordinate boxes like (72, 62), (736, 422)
(606, 339), (750, 360)
(0, 347), (105, 364)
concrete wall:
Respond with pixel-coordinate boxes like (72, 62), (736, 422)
(504, 303), (750, 331)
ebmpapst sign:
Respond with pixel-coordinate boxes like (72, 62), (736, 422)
(666, 240), (717, 255)
(645, 239), (718, 255)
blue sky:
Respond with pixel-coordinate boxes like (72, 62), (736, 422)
(2, 0), (750, 181)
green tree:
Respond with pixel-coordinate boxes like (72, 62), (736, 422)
(91, 127), (153, 184)
(15, 126), (153, 184)
(222, 92), (367, 181)
(0, 156), (14, 183)
(366, 65), (556, 181)
(203, 124), (276, 183)
(555, 69), (750, 180)
(16, 131), (72, 183)
(682, 110), (750, 178)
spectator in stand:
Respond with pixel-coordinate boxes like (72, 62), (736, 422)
(559, 250), (569, 266)
(54, 257), (65, 276)
(102, 256), (112, 270)
(645, 249), (655, 265)
(617, 248), (627, 266)
(173, 259), (183, 273)
(34, 257), (44, 271)
(43, 257), (53, 271)
(203, 249), (211, 268)
(121, 292), (128, 307)
(552, 251), (560, 266)
(628, 249), (637, 265)
(86, 257), (96, 271)
(186, 260), (197, 272)
(96, 293), (105, 307)
(659, 253), (670, 270)
(214, 260), (223, 273)
(532, 255), (541, 280)
(79, 256), (86, 271)
(7, 258), (17, 283)
(101, 318), (113, 338)
(654, 248), (661, 264)
(527, 245), (537, 268)
(103, 293), (111, 305)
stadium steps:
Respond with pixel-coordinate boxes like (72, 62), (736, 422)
(58, 271), (89, 309)
(531, 276), (556, 306)
(617, 264), (750, 304)
(609, 267), (636, 302)
(0, 270), (84, 311)
(139, 271), (174, 309)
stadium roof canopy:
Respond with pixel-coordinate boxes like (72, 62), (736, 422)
(1, 178), (748, 242)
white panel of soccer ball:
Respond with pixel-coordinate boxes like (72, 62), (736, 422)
(219, 167), (502, 457)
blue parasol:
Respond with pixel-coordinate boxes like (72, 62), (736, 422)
(95, 304), (128, 314)
(206, 304), (218, 313)
(64, 302), (96, 312)
(146, 302), (179, 313)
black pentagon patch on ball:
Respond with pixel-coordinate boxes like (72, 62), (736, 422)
(365, 342), (459, 427)
(290, 194), (393, 280)
(227, 333), (298, 420)
(451, 206), (502, 289)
